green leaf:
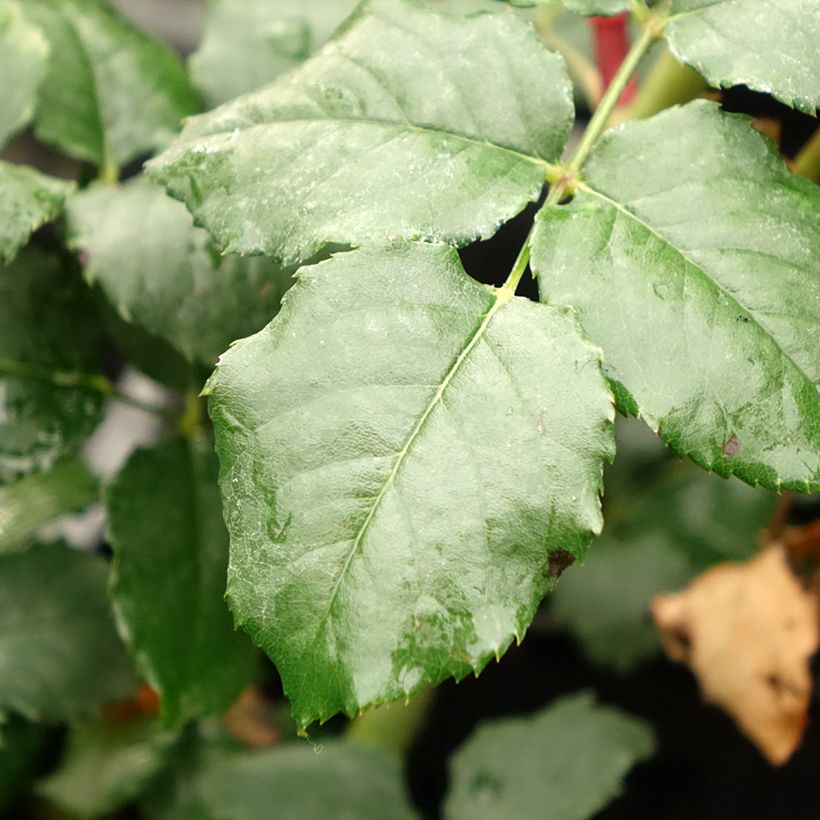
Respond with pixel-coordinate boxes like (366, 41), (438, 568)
(0, 0), (48, 148)
(0, 542), (135, 723)
(445, 693), (654, 820)
(106, 435), (257, 727)
(0, 456), (98, 554)
(665, 0), (820, 115)
(205, 241), (614, 727)
(552, 420), (779, 672)
(190, 0), (359, 107)
(150, 0), (573, 264)
(95, 295), (203, 393)
(145, 733), (416, 820)
(37, 717), (178, 819)
(0, 248), (105, 483)
(0, 717), (44, 814)
(68, 177), (294, 366)
(532, 101), (820, 492)
(21, 0), (200, 168)
(0, 161), (74, 265)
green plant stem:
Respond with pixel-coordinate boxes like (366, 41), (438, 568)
(345, 688), (434, 755)
(567, 20), (659, 176)
(0, 357), (172, 419)
(504, 8), (661, 295)
(792, 128), (820, 181)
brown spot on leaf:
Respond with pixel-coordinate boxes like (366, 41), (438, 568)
(723, 435), (741, 457)
(547, 549), (574, 579)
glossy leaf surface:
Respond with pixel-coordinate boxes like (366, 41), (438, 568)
(38, 717), (177, 818)
(106, 436), (257, 727)
(21, 0), (199, 167)
(150, 0), (573, 264)
(144, 735), (416, 820)
(206, 242), (614, 726)
(0, 249), (105, 483)
(0, 161), (73, 264)
(666, 0), (820, 114)
(0, 0), (48, 148)
(532, 102), (820, 491)
(190, 0), (358, 107)
(445, 693), (654, 820)
(68, 178), (294, 366)
(0, 457), (97, 554)
(0, 542), (135, 722)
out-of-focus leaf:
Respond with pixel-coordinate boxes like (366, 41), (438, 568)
(190, 0), (358, 107)
(21, 0), (200, 168)
(37, 716), (178, 818)
(106, 436), (257, 727)
(0, 456), (97, 554)
(0, 248), (105, 483)
(144, 732), (417, 820)
(0, 717), (44, 814)
(445, 693), (654, 820)
(68, 177), (294, 366)
(0, 0), (48, 148)
(0, 161), (73, 265)
(552, 421), (779, 672)
(0, 542), (135, 722)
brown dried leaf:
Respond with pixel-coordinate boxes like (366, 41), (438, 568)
(652, 545), (818, 765)
(223, 687), (280, 749)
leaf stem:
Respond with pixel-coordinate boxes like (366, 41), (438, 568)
(0, 357), (172, 419)
(566, 17), (660, 176)
(503, 2), (665, 295)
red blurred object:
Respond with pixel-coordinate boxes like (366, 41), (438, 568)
(591, 13), (637, 105)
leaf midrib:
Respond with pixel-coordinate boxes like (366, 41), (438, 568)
(313, 286), (512, 637)
(577, 180), (818, 391)
(176, 117), (561, 177)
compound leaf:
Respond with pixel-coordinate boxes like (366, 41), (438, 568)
(205, 241), (614, 727)
(0, 248), (105, 483)
(0, 0), (49, 148)
(68, 177), (294, 366)
(0, 542), (135, 723)
(532, 101), (820, 491)
(21, 0), (200, 168)
(666, 0), (820, 115)
(106, 436), (257, 727)
(445, 693), (654, 820)
(0, 161), (74, 265)
(150, 0), (573, 265)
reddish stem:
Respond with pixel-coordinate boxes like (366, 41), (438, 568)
(590, 13), (638, 106)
